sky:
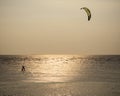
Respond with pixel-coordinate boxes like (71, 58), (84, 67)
(0, 0), (120, 55)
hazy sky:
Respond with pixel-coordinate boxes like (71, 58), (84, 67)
(0, 0), (120, 55)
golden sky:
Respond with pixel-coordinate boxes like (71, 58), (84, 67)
(0, 0), (120, 55)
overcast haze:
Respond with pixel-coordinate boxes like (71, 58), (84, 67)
(0, 0), (120, 55)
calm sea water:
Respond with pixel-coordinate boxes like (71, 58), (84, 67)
(0, 55), (120, 96)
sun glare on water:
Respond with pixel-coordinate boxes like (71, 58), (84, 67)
(22, 55), (83, 83)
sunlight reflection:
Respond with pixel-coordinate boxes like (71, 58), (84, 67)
(23, 55), (83, 83)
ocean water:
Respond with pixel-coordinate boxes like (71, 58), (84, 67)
(0, 55), (120, 96)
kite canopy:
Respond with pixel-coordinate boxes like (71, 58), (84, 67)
(81, 7), (91, 21)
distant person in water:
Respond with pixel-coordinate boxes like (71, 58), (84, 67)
(21, 65), (25, 72)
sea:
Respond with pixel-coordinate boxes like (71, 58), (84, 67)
(0, 55), (120, 96)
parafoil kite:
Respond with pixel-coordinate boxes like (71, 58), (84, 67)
(81, 7), (91, 21)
